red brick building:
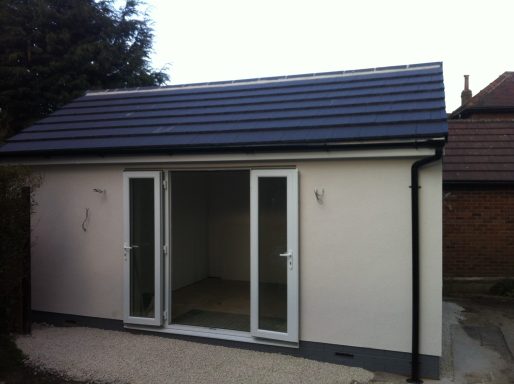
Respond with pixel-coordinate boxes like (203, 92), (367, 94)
(444, 73), (514, 289)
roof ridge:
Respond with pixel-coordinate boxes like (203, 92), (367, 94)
(471, 72), (513, 102)
(450, 72), (514, 118)
(85, 62), (442, 97)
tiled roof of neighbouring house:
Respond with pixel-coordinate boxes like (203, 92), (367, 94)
(451, 72), (514, 118)
(444, 120), (514, 182)
(0, 62), (447, 156)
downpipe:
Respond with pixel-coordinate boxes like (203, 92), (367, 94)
(407, 148), (443, 384)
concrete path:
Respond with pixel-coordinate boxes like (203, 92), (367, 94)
(447, 296), (514, 384)
(375, 296), (514, 384)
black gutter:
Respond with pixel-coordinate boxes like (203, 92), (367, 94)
(0, 138), (446, 159)
(408, 147), (443, 384)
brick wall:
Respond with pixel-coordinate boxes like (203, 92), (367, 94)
(443, 187), (514, 278)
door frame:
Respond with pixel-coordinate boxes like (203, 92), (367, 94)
(123, 167), (300, 345)
(250, 169), (299, 342)
(123, 171), (163, 326)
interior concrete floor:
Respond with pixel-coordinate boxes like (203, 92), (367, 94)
(172, 278), (250, 319)
(171, 278), (287, 332)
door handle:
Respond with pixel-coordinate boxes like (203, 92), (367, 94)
(279, 250), (293, 271)
(123, 244), (139, 261)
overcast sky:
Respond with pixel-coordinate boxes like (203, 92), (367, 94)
(147, 0), (514, 113)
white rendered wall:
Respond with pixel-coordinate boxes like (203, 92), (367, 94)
(171, 171), (250, 286)
(30, 155), (442, 356)
(171, 172), (209, 290)
(31, 165), (124, 320)
(297, 158), (442, 356)
(206, 171), (250, 282)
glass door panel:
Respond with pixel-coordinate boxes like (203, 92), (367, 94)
(258, 177), (288, 332)
(251, 169), (298, 342)
(123, 172), (162, 326)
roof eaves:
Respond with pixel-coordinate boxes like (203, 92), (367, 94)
(0, 136), (446, 158)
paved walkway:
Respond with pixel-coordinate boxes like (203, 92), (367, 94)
(375, 296), (514, 384)
(445, 296), (514, 384)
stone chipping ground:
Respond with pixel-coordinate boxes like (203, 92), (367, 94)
(16, 324), (375, 384)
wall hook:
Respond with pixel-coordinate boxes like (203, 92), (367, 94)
(93, 188), (105, 194)
(82, 208), (89, 232)
(314, 188), (325, 202)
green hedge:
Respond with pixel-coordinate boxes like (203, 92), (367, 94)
(0, 166), (41, 334)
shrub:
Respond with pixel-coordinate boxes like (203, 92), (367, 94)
(0, 166), (41, 333)
(489, 279), (514, 297)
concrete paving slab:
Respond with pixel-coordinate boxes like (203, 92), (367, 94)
(462, 325), (512, 358)
(374, 297), (514, 384)
(451, 324), (509, 383)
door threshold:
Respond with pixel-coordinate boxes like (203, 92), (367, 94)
(124, 323), (299, 349)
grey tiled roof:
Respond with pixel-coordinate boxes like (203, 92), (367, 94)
(0, 62), (447, 156)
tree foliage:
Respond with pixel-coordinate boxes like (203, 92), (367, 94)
(0, 0), (169, 138)
(0, 166), (41, 333)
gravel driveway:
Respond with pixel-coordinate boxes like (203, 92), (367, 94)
(16, 324), (374, 384)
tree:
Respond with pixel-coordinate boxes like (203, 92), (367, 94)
(0, 166), (41, 333)
(0, 0), (169, 139)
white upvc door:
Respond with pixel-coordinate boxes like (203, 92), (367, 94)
(250, 169), (299, 342)
(123, 171), (162, 326)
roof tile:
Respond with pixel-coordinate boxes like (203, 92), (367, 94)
(443, 120), (514, 182)
(451, 72), (514, 118)
(0, 62), (447, 155)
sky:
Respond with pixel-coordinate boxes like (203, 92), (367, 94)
(146, 0), (514, 113)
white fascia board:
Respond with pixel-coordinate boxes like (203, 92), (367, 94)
(1, 146), (439, 167)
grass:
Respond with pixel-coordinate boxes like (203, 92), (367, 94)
(0, 333), (88, 384)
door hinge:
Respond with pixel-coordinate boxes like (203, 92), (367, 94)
(163, 310), (168, 321)
(163, 244), (168, 256)
(162, 179), (168, 190)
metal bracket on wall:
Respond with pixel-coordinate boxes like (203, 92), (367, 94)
(82, 208), (89, 232)
(314, 188), (325, 202)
